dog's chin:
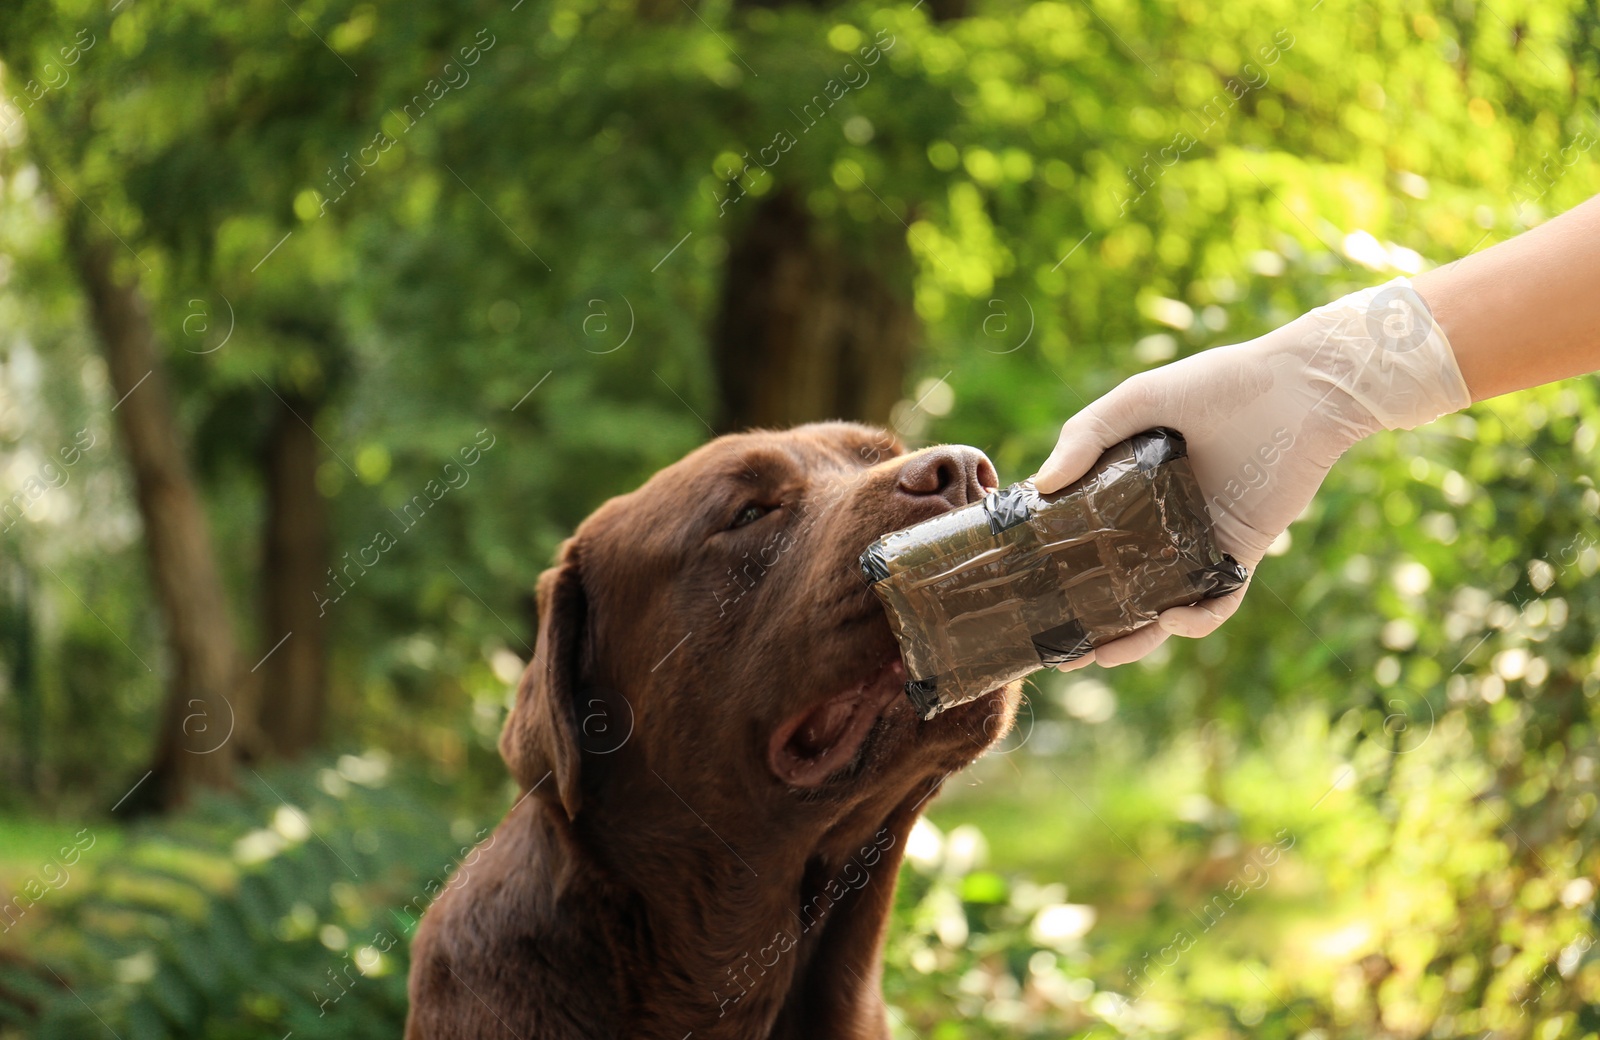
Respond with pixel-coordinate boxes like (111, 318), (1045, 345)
(920, 683), (1022, 751)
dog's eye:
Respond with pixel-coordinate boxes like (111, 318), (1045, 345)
(728, 504), (774, 529)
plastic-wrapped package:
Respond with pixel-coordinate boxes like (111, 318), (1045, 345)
(860, 428), (1247, 719)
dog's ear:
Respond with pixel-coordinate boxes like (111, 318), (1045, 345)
(500, 540), (587, 818)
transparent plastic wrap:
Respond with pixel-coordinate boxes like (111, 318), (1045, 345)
(860, 428), (1248, 719)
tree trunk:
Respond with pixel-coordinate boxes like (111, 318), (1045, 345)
(67, 225), (248, 810)
(258, 387), (329, 756)
(0, 556), (39, 794)
(711, 189), (918, 432)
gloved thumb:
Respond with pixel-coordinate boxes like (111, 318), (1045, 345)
(1032, 376), (1159, 494)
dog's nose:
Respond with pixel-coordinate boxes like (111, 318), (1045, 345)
(895, 446), (999, 509)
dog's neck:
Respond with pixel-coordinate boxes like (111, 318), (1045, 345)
(556, 778), (941, 1040)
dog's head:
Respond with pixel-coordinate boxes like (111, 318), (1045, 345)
(501, 422), (1020, 858)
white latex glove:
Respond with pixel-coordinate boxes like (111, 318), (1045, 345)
(1034, 278), (1472, 670)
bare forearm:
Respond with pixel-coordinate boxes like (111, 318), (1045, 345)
(1414, 194), (1600, 402)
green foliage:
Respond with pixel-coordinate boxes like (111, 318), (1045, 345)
(1, 756), (492, 1039)
(1, 0), (1599, 1035)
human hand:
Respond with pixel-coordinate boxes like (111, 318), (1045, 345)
(1034, 279), (1472, 670)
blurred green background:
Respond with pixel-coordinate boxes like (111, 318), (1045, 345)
(1, 0), (1598, 1035)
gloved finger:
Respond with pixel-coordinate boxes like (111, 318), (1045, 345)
(1055, 649), (1097, 672)
(1090, 622), (1172, 667)
(1032, 376), (1159, 494)
(1156, 585), (1246, 638)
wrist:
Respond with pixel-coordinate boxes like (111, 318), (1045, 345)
(1296, 277), (1473, 434)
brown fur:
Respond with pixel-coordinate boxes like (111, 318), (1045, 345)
(405, 422), (1021, 1039)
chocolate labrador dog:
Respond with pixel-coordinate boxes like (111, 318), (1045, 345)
(405, 422), (1021, 1039)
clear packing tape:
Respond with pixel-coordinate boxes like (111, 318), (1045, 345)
(860, 429), (1248, 719)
